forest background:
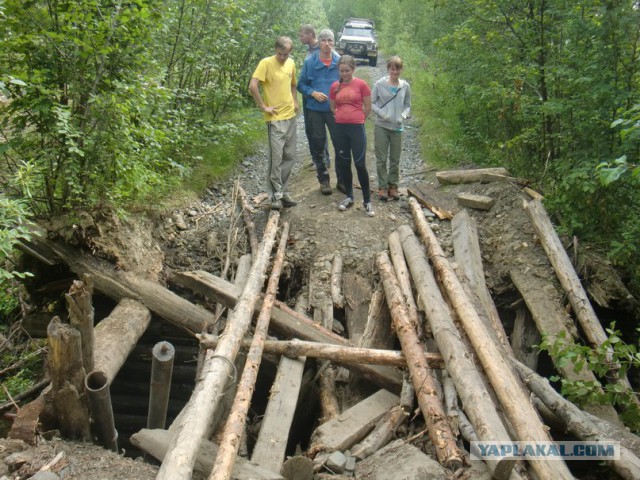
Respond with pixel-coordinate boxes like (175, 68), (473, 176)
(1, 0), (639, 310)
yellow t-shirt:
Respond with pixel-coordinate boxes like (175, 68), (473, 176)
(251, 56), (297, 121)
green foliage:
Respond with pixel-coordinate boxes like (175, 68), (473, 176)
(0, 336), (46, 404)
(539, 326), (640, 431)
(0, 196), (32, 317)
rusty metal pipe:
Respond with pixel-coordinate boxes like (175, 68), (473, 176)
(147, 341), (175, 430)
(85, 370), (118, 452)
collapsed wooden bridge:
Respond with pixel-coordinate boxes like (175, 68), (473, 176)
(8, 172), (640, 480)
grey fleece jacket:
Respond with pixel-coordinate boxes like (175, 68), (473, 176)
(371, 77), (411, 131)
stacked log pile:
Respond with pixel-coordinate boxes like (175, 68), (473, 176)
(11, 171), (640, 480)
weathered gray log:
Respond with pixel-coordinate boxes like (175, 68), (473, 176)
(213, 223), (290, 480)
(156, 213), (280, 480)
(397, 225), (516, 480)
(511, 269), (620, 423)
(47, 316), (91, 440)
(407, 200), (573, 480)
(236, 182), (259, 258)
(343, 273), (372, 345)
(442, 371), (460, 437)
(514, 360), (640, 480)
(198, 335), (443, 368)
(524, 198), (640, 409)
(147, 341), (175, 430)
(330, 252), (345, 309)
(65, 274), (95, 373)
(436, 167), (510, 184)
(94, 298), (151, 385)
(25, 232), (214, 334)
(388, 231), (422, 338)
(377, 251), (463, 470)
(317, 366), (340, 423)
(131, 429), (283, 480)
(85, 370), (117, 452)
(173, 271), (402, 392)
(451, 210), (511, 354)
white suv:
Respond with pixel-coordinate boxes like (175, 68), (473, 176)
(336, 18), (378, 67)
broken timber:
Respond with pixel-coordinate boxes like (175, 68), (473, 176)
(436, 167), (510, 184)
(174, 271), (402, 392)
(156, 212), (280, 480)
(407, 199), (573, 479)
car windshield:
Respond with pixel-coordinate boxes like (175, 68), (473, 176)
(342, 27), (373, 38)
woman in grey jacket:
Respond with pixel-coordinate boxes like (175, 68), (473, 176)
(371, 56), (411, 201)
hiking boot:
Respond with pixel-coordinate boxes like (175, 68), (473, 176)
(281, 195), (297, 208)
(388, 185), (399, 200)
(338, 197), (354, 211)
(320, 179), (332, 195)
(363, 202), (375, 217)
(336, 183), (347, 194)
(270, 199), (283, 211)
(378, 188), (388, 202)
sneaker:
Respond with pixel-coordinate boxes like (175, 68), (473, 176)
(378, 188), (388, 202)
(338, 197), (354, 211)
(281, 196), (297, 208)
(271, 199), (283, 210)
(363, 202), (375, 217)
(320, 179), (332, 195)
(336, 183), (347, 194)
(388, 185), (399, 200)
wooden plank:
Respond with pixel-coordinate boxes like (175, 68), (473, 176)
(251, 356), (306, 472)
(309, 389), (399, 455)
(342, 273), (372, 345)
(130, 429), (283, 480)
(406, 186), (453, 220)
(457, 193), (495, 210)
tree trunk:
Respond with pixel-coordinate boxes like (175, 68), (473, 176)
(388, 231), (423, 338)
(235, 181), (259, 258)
(330, 252), (345, 309)
(525, 199), (640, 410)
(514, 360), (640, 480)
(377, 251), (463, 471)
(509, 307), (540, 371)
(436, 167), (510, 184)
(212, 222), (290, 480)
(407, 199), (573, 480)
(397, 224), (516, 480)
(156, 212), (280, 480)
(65, 274), (95, 373)
(358, 282), (395, 350)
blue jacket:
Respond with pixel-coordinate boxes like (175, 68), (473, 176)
(297, 51), (340, 112)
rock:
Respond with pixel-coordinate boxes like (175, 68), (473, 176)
(5, 451), (31, 471)
(30, 472), (60, 480)
(326, 451), (347, 473)
(173, 212), (188, 230)
(355, 439), (447, 480)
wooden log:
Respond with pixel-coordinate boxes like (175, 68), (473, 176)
(457, 193), (495, 210)
(407, 200), (574, 479)
(212, 223), (290, 480)
(358, 282), (395, 350)
(198, 335), (443, 368)
(388, 231), (422, 338)
(511, 269), (620, 423)
(330, 252), (345, 309)
(147, 342), (175, 430)
(442, 371), (460, 437)
(514, 360), (640, 480)
(173, 271), (402, 392)
(377, 251), (463, 470)
(397, 224), (516, 480)
(236, 182), (259, 258)
(510, 308), (540, 371)
(47, 316), (91, 440)
(451, 210), (511, 354)
(131, 428), (283, 480)
(342, 273), (372, 345)
(308, 389), (399, 458)
(25, 231), (215, 334)
(523, 186), (544, 201)
(94, 298), (151, 385)
(317, 366), (340, 423)
(156, 213), (280, 480)
(480, 172), (529, 185)
(436, 167), (510, 184)
(524, 198), (640, 409)
(65, 274), (95, 373)
(309, 255), (334, 331)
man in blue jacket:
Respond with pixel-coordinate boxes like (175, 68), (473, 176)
(297, 29), (343, 195)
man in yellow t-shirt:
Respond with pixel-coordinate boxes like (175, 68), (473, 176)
(249, 36), (300, 210)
